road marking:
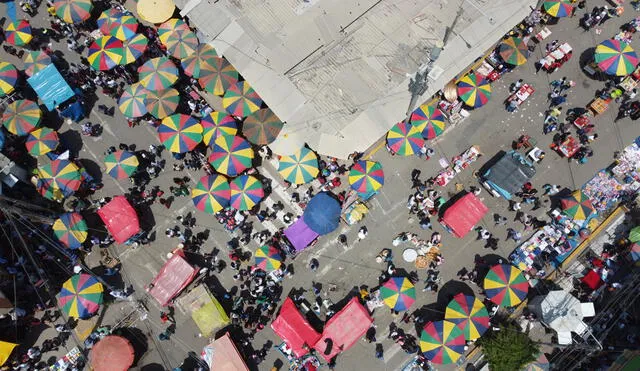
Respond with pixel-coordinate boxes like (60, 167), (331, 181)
(383, 343), (403, 363)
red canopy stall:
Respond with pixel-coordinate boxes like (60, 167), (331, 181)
(97, 196), (140, 244)
(90, 335), (134, 371)
(201, 333), (249, 371)
(440, 193), (488, 238)
(271, 297), (321, 358)
(148, 250), (199, 306)
(313, 297), (373, 361)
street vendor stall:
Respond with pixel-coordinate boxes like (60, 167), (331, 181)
(27, 64), (75, 111)
(612, 141), (640, 188)
(582, 170), (625, 212)
(282, 217), (319, 256)
(341, 189), (369, 225)
(90, 336), (134, 371)
(201, 333), (249, 371)
(176, 284), (229, 337)
(588, 97), (611, 116)
(440, 193), (488, 238)
(506, 83), (535, 111)
(148, 250), (199, 306)
(271, 297), (321, 359)
(433, 146), (481, 186)
(542, 42), (572, 73)
(97, 196), (140, 244)
(509, 225), (565, 273)
(551, 135), (580, 158)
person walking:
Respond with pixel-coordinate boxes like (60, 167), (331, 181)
(507, 228), (522, 243)
(358, 226), (368, 241)
(375, 343), (384, 360)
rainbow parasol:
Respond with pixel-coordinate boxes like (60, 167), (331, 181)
(543, 0), (574, 18)
(145, 88), (180, 118)
(157, 114), (203, 153)
(2, 99), (41, 136)
(242, 108), (284, 145)
(208, 134), (255, 177)
(255, 245), (282, 271)
(201, 112), (238, 146)
(484, 264), (529, 307)
(0, 62), (19, 97)
(120, 34), (148, 65)
(277, 146), (319, 185)
(181, 43), (218, 78)
(595, 39), (639, 76)
(420, 320), (466, 364)
(137, 57), (178, 91)
(386, 121), (424, 156)
(25, 127), (59, 156)
(198, 57), (239, 96)
(222, 81), (263, 117)
(498, 37), (530, 66)
(561, 190), (596, 220)
(410, 104), (446, 140)
(457, 73), (492, 108)
(4, 19), (33, 46)
(118, 83), (148, 118)
(97, 8), (121, 35)
(104, 150), (139, 179)
(164, 28), (199, 59)
(109, 14), (138, 41)
(36, 159), (82, 200)
(53, 0), (93, 24)
(444, 293), (490, 341)
(191, 174), (231, 214)
(157, 18), (188, 44)
(53, 212), (88, 249)
(24, 50), (51, 76)
(229, 175), (264, 210)
(87, 36), (123, 70)
(57, 273), (103, 319)
(380, 277), (416, 312)
(348, 160), (384, 194)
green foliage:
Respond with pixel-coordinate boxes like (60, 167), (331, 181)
(478, 325), (539, 371)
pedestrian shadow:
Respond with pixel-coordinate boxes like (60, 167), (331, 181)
(58, 129), (83, 158)
(135, 202), (156, 232)
(113, 327), (148, 367)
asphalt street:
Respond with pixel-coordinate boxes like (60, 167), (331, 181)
(4, 2), (640, 371)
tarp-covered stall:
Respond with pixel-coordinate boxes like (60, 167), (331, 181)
(148, 250), (199, 306)
(313, 297), (373, 361)
(271, 297), (322, 358)
(283, 217), (320, 253)
(440, 193), (489, 238)
(201, 333), (249, 371)
(176, 284), (229, 337)
(97, 196), (140, 244)
(481, 151), (536, 199)
(27, 64), (75, 110)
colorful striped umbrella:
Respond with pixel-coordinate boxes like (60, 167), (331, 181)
(53, 0), (93, 24)
(26, 127), (59, 156)
(561, 190), (596, 220)
(118, 83), (148, 118)
(410, 104), (446, 140)
(524, 353), (550, 371)
(97, 8), (121, 35)
(2, 99), (41, 136)
(222, 81), (263, 117)
(109, 14), (138, 41)
(242, 108), (284, 145)
(277, 147), (319, 185)
(181, 43), (218, 78)
(201, 112), (237, 146)
(87, 36), (123, 70)
(348, 160), (384, 194)
(4, 19), (33, 46)
(380, 277), (416, 312)
(24, 50), (51, 76)
(145, 88), (180, 118)
(53, 212), (88, 249)
(104, 150), (139, 179)
(255, 245), (282, 271)
(157, 18), (189, 44)
(230, 175), (264, 210)
(157, 114), (203, 153)
(164, 28), (199, 59)
(199, 57), (239, 96)
(444, 294), (489, 341)
(120, 34), (148, 65)
(191, 174), (230, 214)
(484, 264), (529, 307)
(420, 321), (466, 364)
(595, 39), (639, 76)
(543, 0), (573, 18)
(386, 121), (424, 156)
(208, 134), (255, 177)
(457, 73), (492, 108)
(57, 274), (103, 319)
(138, 57), (178, 91)
(0, 62), (18, 97)
(36, 159), (82, 201)
(498, 37), (529, 66)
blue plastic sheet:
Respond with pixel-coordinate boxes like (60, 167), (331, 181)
(303, 192), (341, 235)
(60, 101), (85, 121)
(27, 64), (75, 110)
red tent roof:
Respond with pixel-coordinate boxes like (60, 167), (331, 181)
(202, 333), (249, 371)
(97, 196), (140, 244)
(90, 335), (134, 371)
(313, 297), (373, 361)
(148, 250), (198, 306)
(271, 297), (321, 358)
(440, 193), (488, 238)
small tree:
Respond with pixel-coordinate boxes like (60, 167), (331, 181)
(478, 325), (539, 371)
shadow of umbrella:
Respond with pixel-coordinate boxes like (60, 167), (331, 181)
(579, 47), (610, 81)
(140, 364), (164, 371)
(58, 129), (84, 158)
(411, 303), (445, 334)
(437, 280), (475, 308)
(78, 158), (103, 184)
(113, 327), (148, 367)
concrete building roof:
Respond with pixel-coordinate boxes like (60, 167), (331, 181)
(176, 0), (537, 158)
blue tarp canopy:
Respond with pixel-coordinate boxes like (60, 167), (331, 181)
(60, 101), (85, 121)
(303, 192), (341, 235)
(27, 64), (74, 110)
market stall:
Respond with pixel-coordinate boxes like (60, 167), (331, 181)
(433, 146), (481, 186)
(175, 284), (229, 337)
(588, 97), (611, 116)
(506, 83), (535, 111)
(341, 189), (369, 225)
(437, 99), (469, 125)
(97, 196), (140, 244)
(509, 225), (565, 274)
(612, 141), (640, 186)
(440, 193), (488, 238)
(582, 170), (624, 212)
(542, 42), (572, 73)
(282, 217), (319, 256)
(148, 250), (200, 306)
(551, 135), (580, 158)
(90, 336), (134, 371)
(271, 297), (321, 359)
(201, 333), (249, 371)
